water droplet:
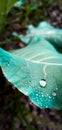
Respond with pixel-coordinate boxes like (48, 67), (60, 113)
(29, 80), (31, 84)
(45, 105), (48, 108)
(56, 87), (58, 90)
(47, 94), (48, 96)
(6, 61), (10, 66)
(39, 79), (46, 87)
(36, 93), (38, 96)
(5, 61), (10, 66)
(52, 91), (56, 96)
(42, 94), (44, 97)
(49, 96), (51, 98)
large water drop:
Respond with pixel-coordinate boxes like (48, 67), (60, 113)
(39, 79), (46, 87)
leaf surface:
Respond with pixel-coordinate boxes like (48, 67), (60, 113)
(0, 37), (62, 109)
(13, 21), (62, 47)
(0, 0), (18, 31)
(0, 0), (18, 14)
(14, 0), (25, 8)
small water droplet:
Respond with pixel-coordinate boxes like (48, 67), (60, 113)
(49, 96), (51, 98)
(47, 94), (48, 96)
(6, 61), (10, 66)
(56, 87), (58, 90)
(5, 61), (10, 66)
(42, 94), (44, 97)
(39, 79), (46, 87)
(36, 93), (38, 96)
(52, 91), (56, 96)
(29, 80), (31, 84)
(45, 106), (48, 108)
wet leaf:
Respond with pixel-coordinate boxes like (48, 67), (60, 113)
(13, 21), (62, 47)
(0, 36), (62, 109)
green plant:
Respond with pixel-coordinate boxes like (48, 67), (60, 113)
(0, 0), (18, 35)
(13, 21), (62, 48)
(0, 22), (62, 110)
(0, 1), (62, 130)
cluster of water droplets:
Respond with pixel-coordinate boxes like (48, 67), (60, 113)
(39, 79), (57, 97)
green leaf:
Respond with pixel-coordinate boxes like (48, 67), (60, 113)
(0, 0), (18, 34)
(0, 0), (18, 14)
(0, 36), (62, 109)
(13, 21), (62, 47)
(14, 0), (26, 8)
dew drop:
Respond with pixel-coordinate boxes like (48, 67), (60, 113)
(5, 61), (10, 66)
(45, 106), (48, 108)
(49, 96), (51, 98)
(29, 80), (31, 84)
(39, 79), (46, 87)
(52, 91), (56, 96)
(6, 61), (10, 66)
(47, 94), (48, 96)
(36, 93), (39, 96)
(42, 94), (44, 97)
(8, 63), (9, 66)
(56, 87), (58, 90)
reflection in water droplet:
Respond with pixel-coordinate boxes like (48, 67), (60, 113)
(39, 79), (46, 87)
(52, 91), (56, 96)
